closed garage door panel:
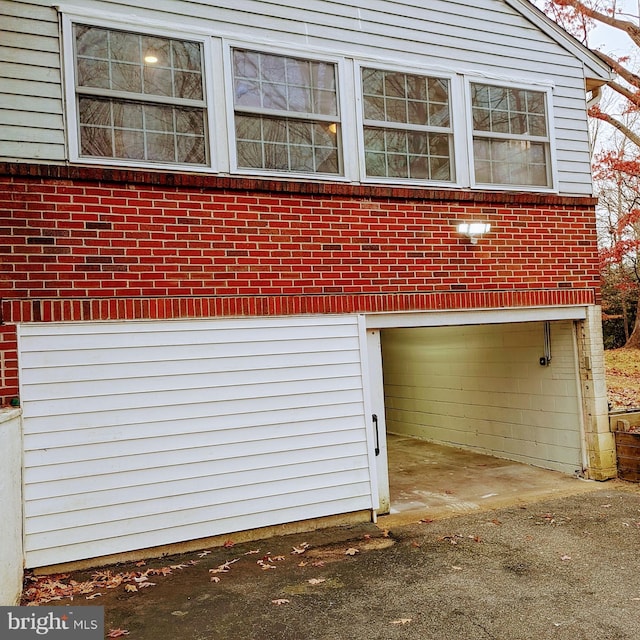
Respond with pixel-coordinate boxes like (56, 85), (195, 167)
(19, 316), (373, 568)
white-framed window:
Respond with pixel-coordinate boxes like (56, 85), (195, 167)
(62, 15), (559, 192)
(69, 22), (209, 167)
(359, 67), (455, 183)
(469, 81), (553, 189)
(230, 48), (343, 176)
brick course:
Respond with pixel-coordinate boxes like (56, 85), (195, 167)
(0, 163), (600, 405)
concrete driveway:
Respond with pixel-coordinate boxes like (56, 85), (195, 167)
(26, 482), (640, 639)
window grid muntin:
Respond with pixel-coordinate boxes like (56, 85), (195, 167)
(73, 23), (208, 166)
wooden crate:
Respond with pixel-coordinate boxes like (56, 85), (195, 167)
(615, 431), (640, 482)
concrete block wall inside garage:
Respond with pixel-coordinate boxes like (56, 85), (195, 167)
(381, 321), (585, 475)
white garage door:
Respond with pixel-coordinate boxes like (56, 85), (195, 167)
(19, 316), (375, 568)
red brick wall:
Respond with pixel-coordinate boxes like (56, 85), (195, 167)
(0, 163), (601, 405)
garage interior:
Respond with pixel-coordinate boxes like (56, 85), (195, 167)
(375, 321), (598, 525)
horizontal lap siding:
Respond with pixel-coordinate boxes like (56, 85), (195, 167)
(6, 0), (596, 194)
(0, 0), (64, 160)
(19, 316), (373, 567)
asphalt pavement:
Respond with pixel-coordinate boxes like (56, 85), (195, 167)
(26, 482), (640, 639)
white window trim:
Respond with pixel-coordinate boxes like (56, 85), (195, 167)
(464, 77), (559, 193)
(61, 13), (220, 174)
(59, 11), (562, 193)
(222, 41), (353, 182)
(353, 62), (464, 188)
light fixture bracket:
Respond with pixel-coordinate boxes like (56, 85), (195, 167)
(457, 222), (491, 244)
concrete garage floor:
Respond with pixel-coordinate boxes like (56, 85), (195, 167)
(378, 434), (600, 527)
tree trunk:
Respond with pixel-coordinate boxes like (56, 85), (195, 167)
(623, 292), (630, 342)
(625, 296), (640, 348)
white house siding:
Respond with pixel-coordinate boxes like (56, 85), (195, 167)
(0, 409), (23, 605)
(382, 321), (584, 475)
(1, 0), (606, 195)
(0, 0), (65, 161)
(18, 316), (374, 568)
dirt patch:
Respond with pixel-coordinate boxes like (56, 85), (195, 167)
(605, 348), (640, 410)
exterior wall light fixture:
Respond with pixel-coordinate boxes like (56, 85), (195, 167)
(457, 222), (491, 244)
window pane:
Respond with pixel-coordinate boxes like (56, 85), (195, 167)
(473, 138), (549, 186)
(528, 114), (547, 137)
(114, 129), (144, 159)
(472, 83), (547, 138)
(78, 97), (205, 165)
(147, 132), (175, 162)
(75, 24), (204, 100)
(112, 62), (142, 93)
(363, 126), (452, 181)
(110, 31), (140, 63)
(430, 155), (451, 181)
(113, 102), (143, 129)
(76, 59), (109, 89)
(177, 135), (206, 164)
(233, 49), (338, 117)
(362, 68), (450, 133)
(363, 95), (385, 121)
(80, 126), (113, 157)
(235, 114), (339, 173)
(143, 66), (173, 97)
(76, 25), (108, 58)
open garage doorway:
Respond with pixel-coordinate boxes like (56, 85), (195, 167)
(367, 319), (589, 518)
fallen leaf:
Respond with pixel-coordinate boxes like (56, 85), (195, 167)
(381, 529), (390, 538)
(138, 582), (156, 588)
(451, 566), (463, 571)
(107, 630), (129, 638)
(390, 619), (412, 625)
(210, 576), (221, 583)
(244, 549), (261, 555)
(297, 561), (308, 567)
(491, 519), (502, 526)
(135, 561), (146, 567)
(170, 564), (189, 570)
(197, 551), (211, 558)
(292, 543), (310, 555)
(272, 555), (286, 562)
(345, 548), (359, 556)
(560, 555), (572, 561)
(411, 541), (421, 548)
(124, 584), (138, 593)
(419, 518), (433, 524)
(223, 540), (235, 548)
(311, 561), (325, 567)
(210, 559), (239, 574)
(85, 593), (102, 600)
(272, 599), (290, 606)
(260, 564), (277, 571)
(307, 578), (326, 585)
